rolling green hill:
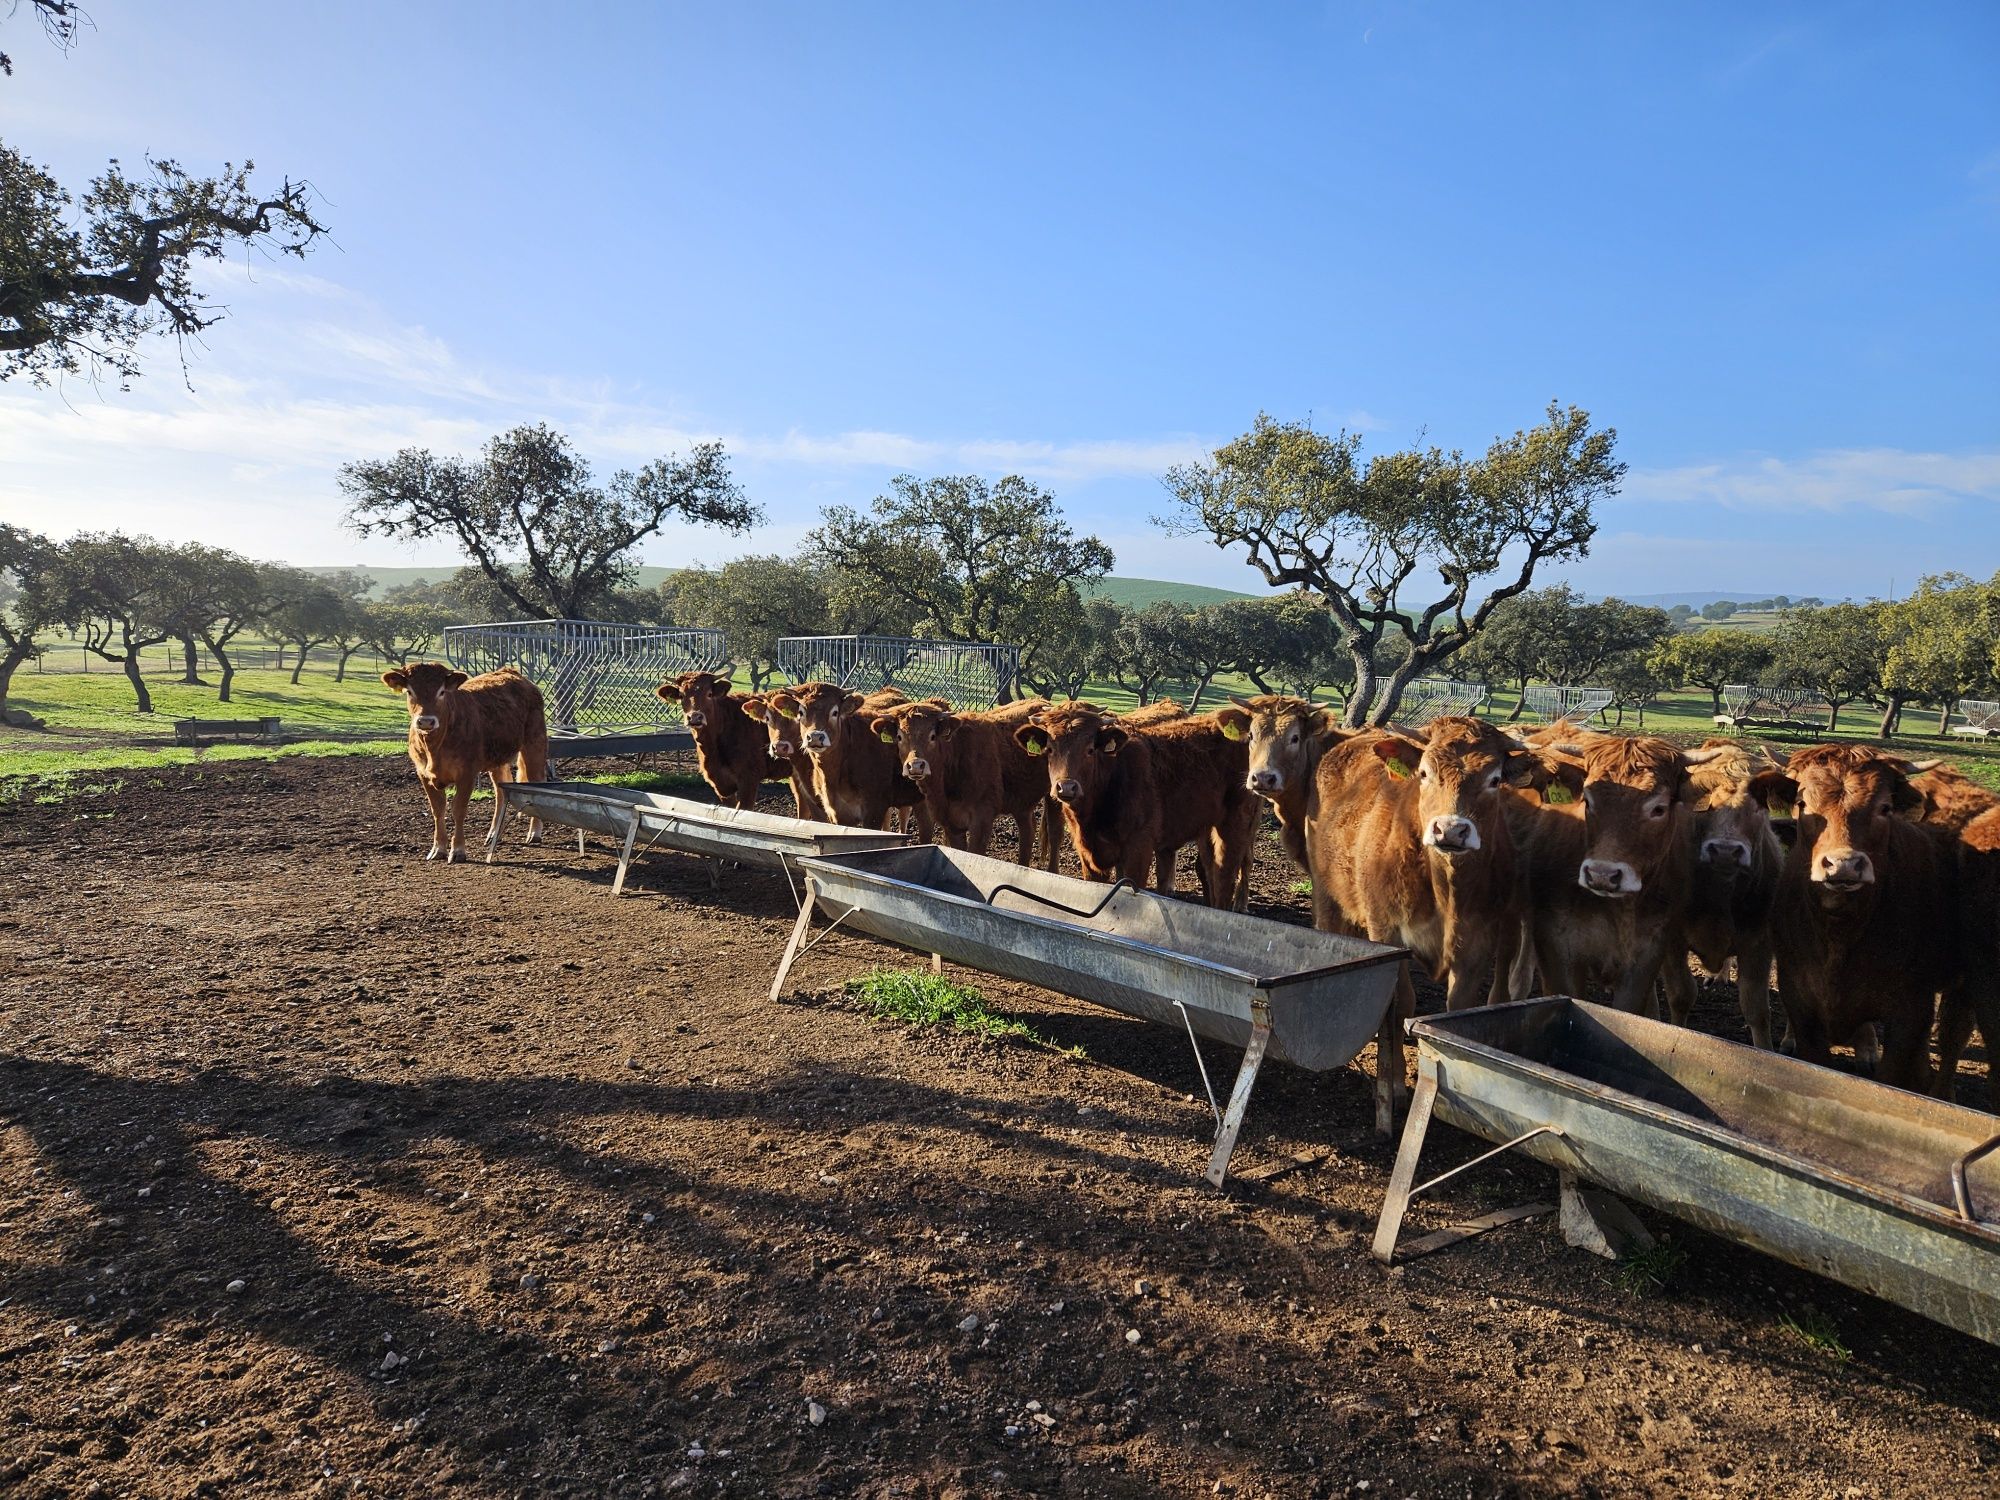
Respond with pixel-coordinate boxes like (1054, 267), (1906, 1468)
(317, 565), (1261, 610)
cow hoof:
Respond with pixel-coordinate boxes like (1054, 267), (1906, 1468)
(446, 846), (463, 865)
(424, 845), (442, 862)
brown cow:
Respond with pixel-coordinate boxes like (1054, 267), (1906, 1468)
(1752, 745), (1959, 1094)
(738, 691), (829, 820)
(1658, 740), (1783, 1049)
(1015, 701), (1254, 906)
(1913, 762), (1998, 834)
(1513, 735), (1712, 1014)
(866, 696), (1057, 865)
(767, 682), (931, 834)
(1304, 717), (1532, 1010)
(655, 671), (788, 812)
(1214, 694), (1346, 873)
(383, 662), (549, 864)
(1941, 802), (2000, 1104)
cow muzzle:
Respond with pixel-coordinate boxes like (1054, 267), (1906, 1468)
(771, 740), (796, 758)
(1813, 848), (1873, 892)
(1578, 859), (1640, 897)
(803, 730), (831, 751)
(1701, 837), (1752, 869)
(1247, 768), (1283, 795)
(1424, 815), (1481, 854)
(684, 710), (707, 728)
(1054, 778), (1083, 805)
(413, 714), (440, 732)
(903, 757), (929, 781)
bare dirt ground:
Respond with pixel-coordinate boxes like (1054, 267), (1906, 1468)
(2, 754), (1995, 1499)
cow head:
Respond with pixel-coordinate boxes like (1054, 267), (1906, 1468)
(1682, 739), (1779, 873)
(383, 661), (469, 734)
(1215, 694), (1343, 801)
(868, 700), (958, 783)
(1750, 744), (1928, 905)
(656, 671), (733, 731)
(1016, 702), (1124, 811)
(741, 690), (802, 759)
(780, 681), (867, 757)
(1372, 715), (1537, 857)
(1529, 735), (1698, 899)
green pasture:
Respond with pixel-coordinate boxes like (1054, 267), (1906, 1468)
(7, 652), (2000, 793)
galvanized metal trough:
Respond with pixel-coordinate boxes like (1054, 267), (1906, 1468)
(1374, 997), (2000, 1347)
(496, 782), (907, 896)
(768, 845), (1409, 1184)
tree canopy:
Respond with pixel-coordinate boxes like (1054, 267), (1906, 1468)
(1160, 402), (1624, 725)
(341, 424), (761, 621)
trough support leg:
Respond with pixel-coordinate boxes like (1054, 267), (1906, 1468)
(930, 951), (943, 975)
(768, 885), (819, 1005)
(576, 828), (586, 856)
(1205, 1002), (1273, 1188)
(1372, 1063), (1439, 1264)
(707, 857), (723, 891)
(1374, 961), (1416, 1136)
(1558, 1171), (1655, 1260)
(610, 813), (641, 897)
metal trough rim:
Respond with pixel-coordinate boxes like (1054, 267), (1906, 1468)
(1413, 997), (2000, 1242)
(795, 849), (1407, 994)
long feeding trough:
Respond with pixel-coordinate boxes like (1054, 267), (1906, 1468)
(497, 782), (907, 896)
(1373, 997), (2000, 1346)
(768, 845), (1409, 1183)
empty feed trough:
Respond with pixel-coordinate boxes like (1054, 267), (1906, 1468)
(768, 845), (1409, 1184)
(1373, 997), (2000, 1346)
(497, 782), (908, 896)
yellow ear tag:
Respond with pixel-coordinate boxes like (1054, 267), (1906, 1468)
(1383, 757), (1410, 780)
(1546, 784), (1575, 804)
(777, 703), (798, 721)
(1220, 720), (1244, 741)
(877, 728), (896, 744)
(1024, 734), (1046, 755)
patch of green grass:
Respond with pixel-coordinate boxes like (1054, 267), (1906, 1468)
(1288, 879), (1313, 897)
(0, 738), (407, 784)
(843, 968), (1082, 1056)
(1608, 1237), (1688, 1298)
(579, 770), (712, 797)
(6, 664), (405, 738)
(1777, 1307), (1851, 1362)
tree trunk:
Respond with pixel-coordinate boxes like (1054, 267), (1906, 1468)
(1708, 685), (1724, 716)
(290, 643), (309, 685)
(1188, 672), (1216, 712)
(1506, 676), (1530, 721)
(0, 639), (30, 717)
(1345, 649), (1379, 729)
(1368, 654), (1428, 727)
(177, 634), (208, 685)
(335, 643), (362, 683)
(1825, 701), (1840, 732)
(1878, 694), (1904, 738)
(123, 651), (153, 714)
(1939, 698), (1954, 735)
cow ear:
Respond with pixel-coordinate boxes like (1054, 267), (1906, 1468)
(1015, 724), (1049, 755)
(1311, 707), (1344, 739)
(841, 692), (867, 716)
(1502, 749), (1544, 789)
(444, 670), (469, 689)
(1890, 777), (1925, 813)
(933, 714), (960, 740)
(1213, 708), (1249, 741)
(1536, 754), (1587, 803)
(1371, 735), (1422, 779)
(1748, 769), (1798, 811)
(770, 693), (800, 721)
(656, 681), (682, 704)
(382, 670), (409, 692)
(1096, 725), (1129, 756)
(741, 695), (769, 722)
(867, 715), (899, 745)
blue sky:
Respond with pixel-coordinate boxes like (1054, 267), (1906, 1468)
(3, 1), (1996, 600)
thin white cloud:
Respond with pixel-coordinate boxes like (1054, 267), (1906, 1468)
(1622, 448), (2000, 516)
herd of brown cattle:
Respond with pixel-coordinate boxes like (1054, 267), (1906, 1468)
(386, 663), (1997, 1108)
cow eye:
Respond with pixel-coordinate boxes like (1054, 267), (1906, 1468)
(1287, 732), (1300, 746)
(1486, 771), (1502, 790)
(1648, 803), (1667, 819)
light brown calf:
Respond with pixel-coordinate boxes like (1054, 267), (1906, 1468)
(767, 682), (931, 835)
(1214, 694), (1345, 873)
(739, 692), (827, 820)
(866, 697), (1057, 865)
(656, 671), (788, 812)
(383, 662), (549, 864)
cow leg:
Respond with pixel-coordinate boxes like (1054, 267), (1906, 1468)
(1935, 987), (1978, 1102)
(421, 780), (448, 861)
(1039, 799), (1064, 872)
(1660, 952), (1699, 1029)
(518, 742), (548, 842)
(1785, 987), (1834, 1070)
(1735, 936), (1774, 1050)
(965, 819), (994, 857)
(1879, 1003), (1934, 1096)
(1608, 938), (1671, 1015)
(1442, 930), (1498, 1012)
(483, 764), (509, 855)
(447, 778), (475, 863)
(911, 803), (935, 843)
(1489, 917), (1524, 1005)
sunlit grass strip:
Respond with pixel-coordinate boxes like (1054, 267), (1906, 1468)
(0, 738), (408, 784)
(843, 968), (1079, 1054)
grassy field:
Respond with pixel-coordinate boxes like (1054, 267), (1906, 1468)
(8, 653), (2000, 791)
